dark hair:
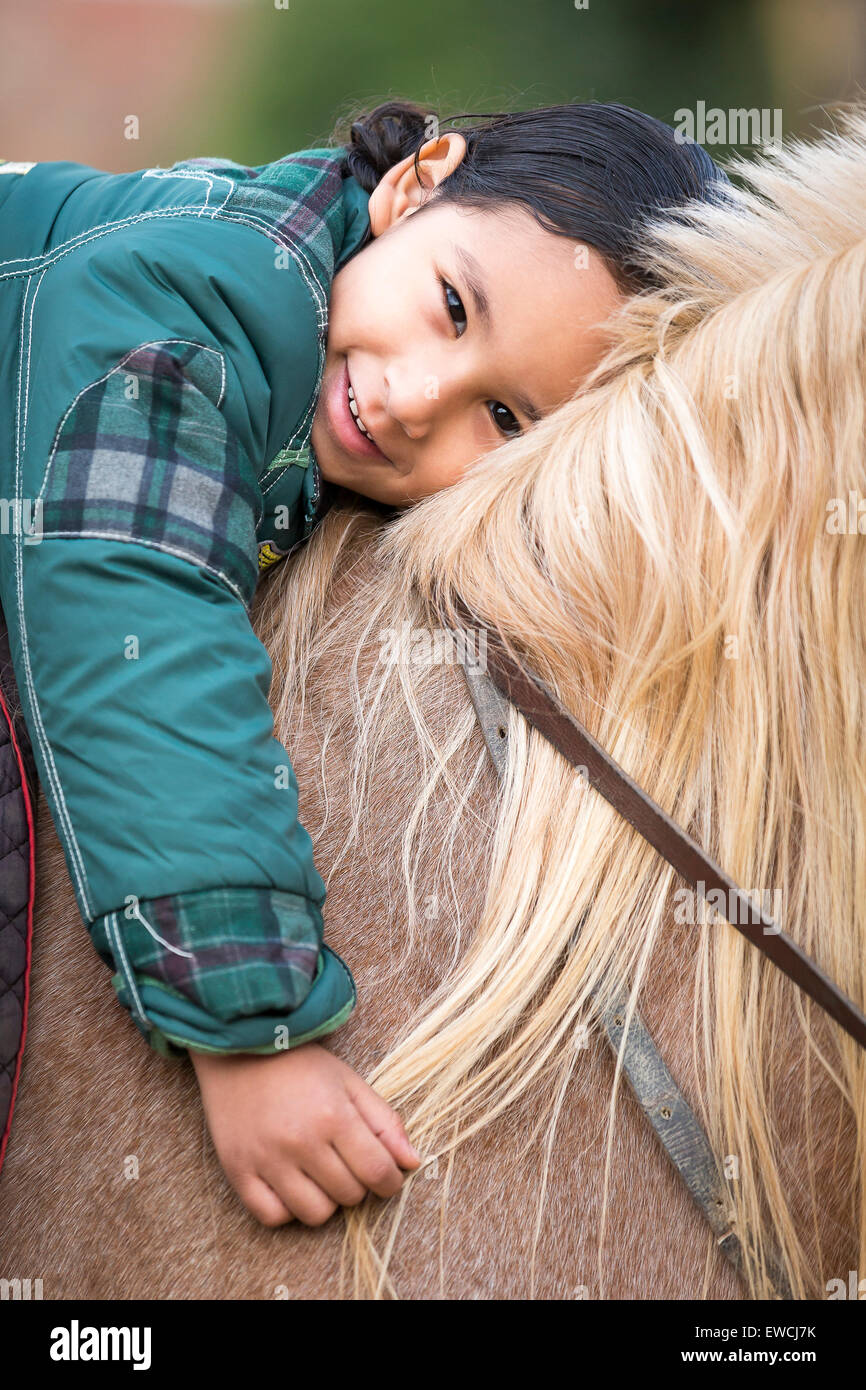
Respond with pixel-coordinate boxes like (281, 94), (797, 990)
(336, 98), (729, 292)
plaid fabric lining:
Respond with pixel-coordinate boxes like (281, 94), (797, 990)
(39, 341), (260, 605)
(91, 885), (322, 1025)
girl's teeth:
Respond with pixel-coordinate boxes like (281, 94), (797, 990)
(347, 383), (373, 440)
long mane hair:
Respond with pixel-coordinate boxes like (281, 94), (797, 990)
(253, 110), (866, 1300)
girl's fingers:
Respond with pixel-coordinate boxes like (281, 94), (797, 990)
(342, 1074), (423, 1170)
(301, 1143), (369, 1209)
(238, 1175), (295, 1228)
(259, 1162), (338, 1228)
(330, 1105), (412, 1199)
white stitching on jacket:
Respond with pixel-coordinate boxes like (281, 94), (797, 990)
(0, 161), (238, 272)
(142, 165), (235, 216)
(127, 900), (194, 959)
(14, 271), (93, 914)
(0, 202), (332, 330)
(35, 532), (250, 609)
(107, 910), (150, 1028)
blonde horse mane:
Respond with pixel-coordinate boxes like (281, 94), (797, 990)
(253, 109), (866, 1299)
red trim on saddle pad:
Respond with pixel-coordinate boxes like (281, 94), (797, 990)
(0, 682), (36, 1179)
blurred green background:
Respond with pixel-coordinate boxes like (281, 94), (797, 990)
(1, 0), (864, 171)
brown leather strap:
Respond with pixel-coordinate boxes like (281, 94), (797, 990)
(451, 598), (866, 1053)
(460, 651), (788, 1294)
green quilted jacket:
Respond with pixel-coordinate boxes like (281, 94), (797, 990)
(0, 147), (372, 1057)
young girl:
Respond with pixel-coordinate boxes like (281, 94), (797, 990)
(0, 99), (725, 1227)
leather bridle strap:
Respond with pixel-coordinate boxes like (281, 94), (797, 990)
(450, 598), (866, 1053)
(460, 644), (792, 1298)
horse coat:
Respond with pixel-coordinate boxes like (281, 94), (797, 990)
(0, 148), (371, 1162)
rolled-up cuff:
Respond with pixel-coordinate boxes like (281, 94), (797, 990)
(89, 885), (356, 1054)
(111, 944), (357, 1057)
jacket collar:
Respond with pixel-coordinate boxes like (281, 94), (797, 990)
(263, 147), (372, 289)
(337, 171), (374, 269)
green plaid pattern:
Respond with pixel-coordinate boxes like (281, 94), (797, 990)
(40, 341), (260, 604)
(90, 886), (322, 1026)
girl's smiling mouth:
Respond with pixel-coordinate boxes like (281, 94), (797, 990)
(324, 359), (393, 465)
(347, 382), (374, 440)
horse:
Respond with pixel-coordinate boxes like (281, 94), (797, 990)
(1, 110), (865, 1300)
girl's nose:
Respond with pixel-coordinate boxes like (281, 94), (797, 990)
(384, 359), (456, 440)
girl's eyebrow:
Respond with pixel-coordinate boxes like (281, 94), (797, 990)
(452, 242), (543, 425)
(513, 389), (543, 424)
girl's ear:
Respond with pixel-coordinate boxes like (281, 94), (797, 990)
(367, 131), (467, 237)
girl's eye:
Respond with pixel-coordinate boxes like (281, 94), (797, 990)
(487, 401), (522, 438)
(439, 276), (523, 440)
(440, 277), (467, 335)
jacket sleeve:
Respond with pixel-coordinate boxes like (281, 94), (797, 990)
(15, 219), (356, 1057)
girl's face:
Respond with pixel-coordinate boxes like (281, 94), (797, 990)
(311, 134), (623, 506)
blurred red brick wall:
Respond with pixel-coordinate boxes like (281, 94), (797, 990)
(0, 0), (249, 171)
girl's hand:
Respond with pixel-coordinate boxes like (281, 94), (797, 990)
(189, 1042), (423, 1227)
